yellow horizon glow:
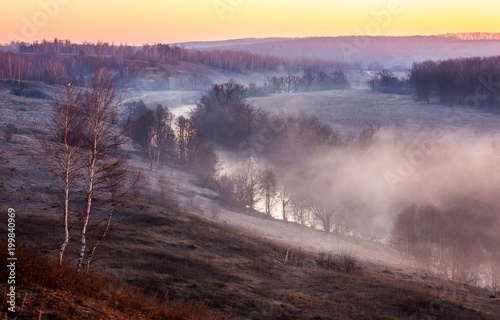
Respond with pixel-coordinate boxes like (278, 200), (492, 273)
(1, 0), (499, 44)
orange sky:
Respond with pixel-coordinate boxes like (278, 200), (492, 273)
(1, 0), (499, 44)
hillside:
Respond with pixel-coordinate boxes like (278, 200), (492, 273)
(1, 81), (500, 319)
(178, 35), (500, 67)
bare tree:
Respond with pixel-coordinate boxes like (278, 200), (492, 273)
(38, 74), (82, 265)
(291, 192), (311, 226)
(44, 57), (65, 84)
(86, 162), (131, 272)
(191, 80), (268, 147)
(259, 168), (277, 216)
(217, 174), (235, 204)
(265, 75), (300, 93)
(148, 105), (175, 171)
(76, 54), (127, 272)
(376, 69), (398, 87)
(309, 197), (335, 232)
(6, 52), (15, 83)
(176, 115), (219, 183)
(359, 121), (380, 148)
(188, 73), (212, 90)
(409, 60), (437, 104)
(190, 142), (219, 184)
(176, 115), (200, 167)
(391, 204), (416, 259)
(15, 54), (23, 85)
(391, 203), (490, 281)
(301, 69), (316, 91)
(233, 158), (261, 212)
(277, 178), (294, 221)
(231, 101), (268, 142)
(283, 74), (300, 93)
(132, 105), (176, 171)
(491, 260), (500, 296)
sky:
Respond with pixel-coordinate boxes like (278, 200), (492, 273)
(1, 0), (499, 44)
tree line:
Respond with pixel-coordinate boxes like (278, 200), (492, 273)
(264, 68), (350, 94)
(0, 39), (352, 87)
(216, 156), (364, 237)
(409, 56), (500, 108)
(391, 203), (500, 292)
(128, 101), (219, 186)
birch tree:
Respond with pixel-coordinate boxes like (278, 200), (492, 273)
(76, 55), (126, 272)
(85, 162), (132, 272)
(38, 74), (83, 265)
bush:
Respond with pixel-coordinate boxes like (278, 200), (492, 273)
(209, 205), (221, 220)
(157, 172), (176, 204)
(336, 251), (362, 274)
(316, 251), (361, 274)
(3, 123), (18, 142)
(372, 69), (411, 95)
(247, 82), (269, 97)
(10, 86), (50, 99)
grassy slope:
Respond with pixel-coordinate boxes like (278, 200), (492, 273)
(1, 83), (500, 319)
(0, 241), (228, 319)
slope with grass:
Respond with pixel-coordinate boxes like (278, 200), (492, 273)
(1, 82), (500, 319)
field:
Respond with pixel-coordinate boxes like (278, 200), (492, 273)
(248, 72), (500, 137)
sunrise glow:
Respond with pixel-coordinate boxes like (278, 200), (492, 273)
(2, 0), (499, 44)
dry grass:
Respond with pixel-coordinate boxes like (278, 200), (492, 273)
(1, 170), (499, 319)
(87, 205), (498, 319)
(0, 241), (231, 320)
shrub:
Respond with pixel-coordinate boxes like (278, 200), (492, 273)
(3, 123), (18, 142)
(10, 86), (50, 99)
(209, 205), (221, 220)
(316, 251), (361, 274)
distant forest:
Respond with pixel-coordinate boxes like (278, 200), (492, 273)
(410, 56), (500, 109)
(0, 39), (346, 86)
(179, 35), (500, 66)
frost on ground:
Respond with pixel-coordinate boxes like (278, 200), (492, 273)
(2, 76), (500, 279)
